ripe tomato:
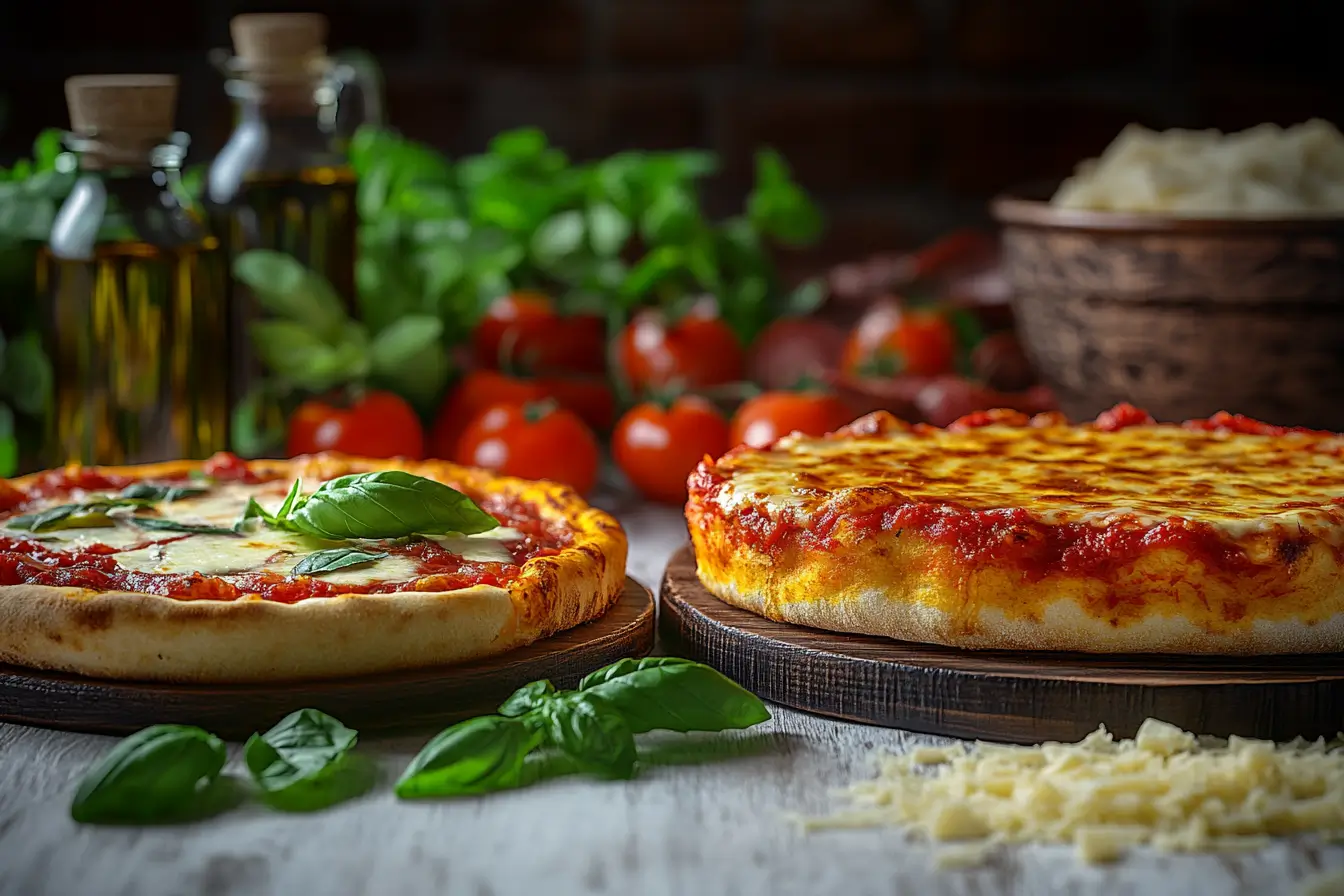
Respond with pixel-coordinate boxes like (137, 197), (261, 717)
(535, 375), (616, 433)
(615, 306), (744, 394)
(429, 370), (546, 460)
(612, 396), (731, 505)
(473, 291), (606, 375)
(455, 401), (600, 495)
(841, 301), (957, 377)
(729, 390), (855, 450)
(287, 390), (425, 459)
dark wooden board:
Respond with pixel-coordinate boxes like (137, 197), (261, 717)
(0, 578), (654, 740)
(659, 548), (1344, 744)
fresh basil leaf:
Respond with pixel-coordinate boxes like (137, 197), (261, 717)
(586, 202), (630, 257)
(235, 497), (280, 533)
(32, 128), (64, 171)
(249, 320), (371, 391)
(71, 724), (227, 824)
(620, 246), (686, 300)
(369, 315), (443, 377)
(395, 715), (544, 799)
(640, 187), (700, 245)
(230, 387), (288, 459)
(373, 338), (451, 410)
(285, 471), (499, 540)
(579, 657), (771, 734)
(6, 503), (116, 532)
(244, 709), (367, 810)
(292, 548), (388, 577)
(232, 250), (348, 343)
(276, 477), (304, 519)
(784, 278), (826, 316)
(2, 330), (53, 417)
(498, 680), (556, 718)
(489, 128), (548, 161)
(129, 517), (241, 537)
(119, 483), (208, 503)
(530, 210), (586, 267)
(542, 692), (637, 780)
(747, 150), (823, 248)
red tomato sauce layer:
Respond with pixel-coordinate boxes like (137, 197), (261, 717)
(0, 461), (571, 603)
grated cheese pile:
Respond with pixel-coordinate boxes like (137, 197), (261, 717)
(800, 719), (1344, 867)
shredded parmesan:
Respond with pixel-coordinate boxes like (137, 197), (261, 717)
(799, 719), (1344, 867)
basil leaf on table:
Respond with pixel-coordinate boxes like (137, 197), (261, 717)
(579, 657), (771, 734)
(285, 471), (499, 540)
(542, 692), (637, 780)
(498, 679), (556, 718)
(244, 709), (369, 811)
(129, 518), (241, 537)
(292, 548), (388, 577)
(71, 725), (227, 824)
(395, 716), (544, 799)
(118, 483), (208, 503)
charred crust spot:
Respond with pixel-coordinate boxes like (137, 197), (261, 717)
(1276, 538), (1310, 566)
(72, 603), (115, 631)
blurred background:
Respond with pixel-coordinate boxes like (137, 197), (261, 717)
(0, 0), (1341, 503)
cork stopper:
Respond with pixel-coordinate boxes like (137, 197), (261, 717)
(65, 75), (178, 169)
(230, 13), (329, 77)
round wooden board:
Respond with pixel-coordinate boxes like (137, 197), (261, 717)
(0, 577), (654, 741)
(660, 548), (1344, 744)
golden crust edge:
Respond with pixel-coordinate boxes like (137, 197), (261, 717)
(0, 454), (629, 682)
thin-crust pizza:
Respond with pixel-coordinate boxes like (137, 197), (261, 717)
(0, 452), (627, 682)
(686, 404), (1344, 655)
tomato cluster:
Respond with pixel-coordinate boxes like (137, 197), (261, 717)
(282, 274), (1049, 504)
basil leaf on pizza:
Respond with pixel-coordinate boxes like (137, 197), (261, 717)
(395, 716), (544, 799)
(71, 725), (228, 824)
(293, 548), (389, 577)
(129, 518), (242, 537)
(244, 709), (370, 811)
(7, 503), (117, 532)
(284, 471), (500, 540)
(498, 679), (556, 717)
(118, 483), (208, 503)
(541, 692), (637, 780)
(578, 657), (771, 734)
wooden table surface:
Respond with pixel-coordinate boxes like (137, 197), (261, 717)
(1, 499), (1340, 896)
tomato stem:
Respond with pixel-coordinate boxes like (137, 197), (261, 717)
(522, 398), (560, 424)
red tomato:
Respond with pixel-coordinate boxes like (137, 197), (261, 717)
(429, 370), (546, 460)
(612, 396), (731, 505)
(286, 390), (425, 459)
(455, 402), (600, 495)
(729, 391), (855, 450)
(842, 301), (957, 377)
(615, 306), (744, 394)
(535, 375), (616, 433)
(473, 291), (606, 375)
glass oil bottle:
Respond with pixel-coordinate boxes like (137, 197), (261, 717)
(40, 75), (229, 466)
(207, 12), (381, 406)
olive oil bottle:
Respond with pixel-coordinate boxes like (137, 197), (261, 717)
(207, 13), (381, 403)
(41, 75), (229, 466)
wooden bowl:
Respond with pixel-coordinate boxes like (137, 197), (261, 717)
(992, 185), (1344, 428)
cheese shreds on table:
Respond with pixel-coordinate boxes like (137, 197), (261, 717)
(798, 719), (1344, 867)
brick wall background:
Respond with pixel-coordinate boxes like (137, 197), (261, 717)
(3, 0), (1340, 265)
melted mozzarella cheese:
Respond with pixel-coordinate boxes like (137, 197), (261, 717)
(25, 480), (527, 587)
(712, 423), (1344, 539)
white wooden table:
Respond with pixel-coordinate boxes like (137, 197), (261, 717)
(1, 499), (1340, 896)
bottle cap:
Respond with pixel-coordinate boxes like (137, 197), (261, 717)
(64, 74), (178, 169)
(230, 13), (328, 77)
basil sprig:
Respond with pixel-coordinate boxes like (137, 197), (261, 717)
(119, 483), (208, 503)
(396, 657), (770, 799)
(244, 709), (371, 811)
(5, 498), (155, 533)
(292, 548), (389, 577)
(128, 518), (241, 537)
(239, 471), (498, 541)
(70, 725), (227, 824)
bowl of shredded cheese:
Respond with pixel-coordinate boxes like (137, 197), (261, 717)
(992, 119), (1344, 429)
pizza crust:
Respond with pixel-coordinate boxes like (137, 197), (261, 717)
(0, 454), (628, 682)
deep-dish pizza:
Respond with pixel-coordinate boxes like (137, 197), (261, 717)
(0, 452), (627, 682)
(686, 404), (1344, 655)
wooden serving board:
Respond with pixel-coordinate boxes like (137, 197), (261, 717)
(660, 548), (1344, 744)
(0, 578), (654, 741)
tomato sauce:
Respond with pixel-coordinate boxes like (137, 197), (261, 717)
(0, 458), (572, 603)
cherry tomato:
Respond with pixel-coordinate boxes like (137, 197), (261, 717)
(287, 390), (425, 459)
(615, 306), (744, 394)
(842, 301), (957, 377)
(729, 390), (855, 450)
(429, 370), (546, 460)
(613, 396), (731, 505)
(473, 291), (606, 375)
(747, 317), (847, 391)
(535, 375), (616, 433)
(455, 401), (600, 495)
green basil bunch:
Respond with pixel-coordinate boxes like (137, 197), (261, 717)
(396, 657), (770, 798)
